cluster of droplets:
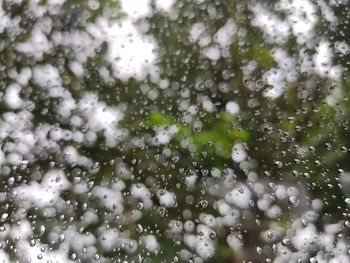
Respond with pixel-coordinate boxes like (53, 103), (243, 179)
(0, 0), (350, 262)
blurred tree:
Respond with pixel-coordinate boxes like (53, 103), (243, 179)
(0, 0), (350, 262)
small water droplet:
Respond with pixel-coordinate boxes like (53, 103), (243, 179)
(209, 231), (217, 239)
(256, 246), (262, 255)
(282, 237), (291, 246)
(136, 224), (143, 234)
(59, 233), (65, 242)
(71, 253), (77, 260)
(30, 239), (36, 247)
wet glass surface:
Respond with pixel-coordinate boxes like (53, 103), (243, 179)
(0, 0), (350, 262)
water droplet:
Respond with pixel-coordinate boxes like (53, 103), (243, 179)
(209, 231), (217, 239)
(70, 253), (77, 260)
(282, 237), (291, 246)
(59, 233), (65, 242)
(256, 246), (262, 255)
(0, 213), (8, 222)
(288, 196), (299, 207)
(200, 200), (208, 208)
(266, 231), (273, 239)
(39, 225), (46, 236)
(136, 224), (143, 234)
(345, 198), (350, 206)
(136, 202), (144, 210)
(30, 239), (36, 247)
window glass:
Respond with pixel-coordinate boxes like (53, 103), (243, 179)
(0, 0), (349, 262)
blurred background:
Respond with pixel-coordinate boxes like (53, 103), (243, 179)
(0, 0), (350, 262)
